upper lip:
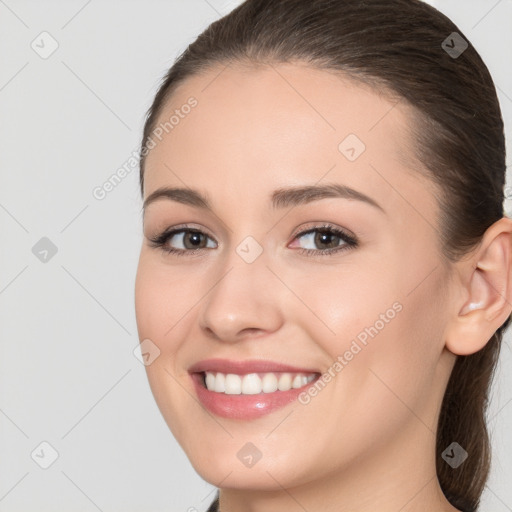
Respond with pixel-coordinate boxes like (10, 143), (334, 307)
(188, 358), (320, 375)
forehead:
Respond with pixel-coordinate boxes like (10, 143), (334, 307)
(143, 61), (434, 215)
(149, 61), (412, 153)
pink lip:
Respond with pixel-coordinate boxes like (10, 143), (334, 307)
(188, 358), (319, 375)
(189, 358), (320, 420)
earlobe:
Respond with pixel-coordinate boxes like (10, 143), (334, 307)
(445, 218), (512, 356)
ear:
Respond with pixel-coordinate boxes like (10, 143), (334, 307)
(445, 217), (512, 356)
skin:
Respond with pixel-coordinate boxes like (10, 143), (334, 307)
(134, 61), (512, 512)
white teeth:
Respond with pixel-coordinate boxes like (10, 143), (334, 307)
(241, 373), (262, 394)
(225, 373), (242, 394)
(262, 373), (278, 393)
(203, 371), (316, 394)
(292, 374), (303, 389)
(214, 372), (225, 393)
(277, 373), (292, 391)
(205, 372), (216, 390)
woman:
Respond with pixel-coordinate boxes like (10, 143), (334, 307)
(134, 0), (512, 510)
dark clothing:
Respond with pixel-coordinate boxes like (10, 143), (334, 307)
(206, 492), (219, 512)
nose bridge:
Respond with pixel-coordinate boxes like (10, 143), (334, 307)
(198, 237), (283, 341)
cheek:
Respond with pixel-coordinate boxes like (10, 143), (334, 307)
(134, 254), (161, 339)
(295, 253), (448, 416)
(135, 256), (195, 440)
(290, 262), (401, 357)
(329, 269), (450, 438)
(134, 253), (197, 350)
(134, 253), (204, 415)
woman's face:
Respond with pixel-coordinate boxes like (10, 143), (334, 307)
(135, 62), (457, 491)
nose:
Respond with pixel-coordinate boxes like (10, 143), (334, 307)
(197, 251), (284, 343)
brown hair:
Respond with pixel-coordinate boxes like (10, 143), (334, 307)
(138, 1), (510, 510)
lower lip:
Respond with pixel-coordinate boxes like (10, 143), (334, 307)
(190, 373), (317, 420)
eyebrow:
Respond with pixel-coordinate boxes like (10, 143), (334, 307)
(142, 183), (384, 214)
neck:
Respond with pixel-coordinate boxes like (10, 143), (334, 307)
(217, 420), (461, 512)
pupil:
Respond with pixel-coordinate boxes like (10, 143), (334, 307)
(186, 232), (203, 248)
(315, 230), (337, 248)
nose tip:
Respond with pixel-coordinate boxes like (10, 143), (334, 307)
(197, 265), (283, 344)
(201, 324), (265, 344)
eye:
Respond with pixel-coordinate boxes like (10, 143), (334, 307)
(289, 223), (358, 257)
(147, 223), (358, 258)
(148, 226), (217, 256)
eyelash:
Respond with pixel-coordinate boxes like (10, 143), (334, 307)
(147, 223), (358, 258)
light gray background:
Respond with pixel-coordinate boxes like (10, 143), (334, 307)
(0, 1), (511, 511)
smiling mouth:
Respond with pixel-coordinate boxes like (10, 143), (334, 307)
(200, 371), (319, 395)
